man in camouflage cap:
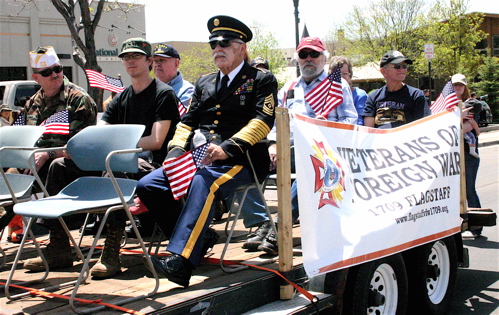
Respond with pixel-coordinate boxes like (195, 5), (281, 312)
(17, 46), (97, 272)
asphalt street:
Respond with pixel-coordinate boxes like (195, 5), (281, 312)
(449, 140), (499, 314)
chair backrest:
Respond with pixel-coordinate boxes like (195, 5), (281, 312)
(0, 126), (45, 169)
(66, 124), (145, 173)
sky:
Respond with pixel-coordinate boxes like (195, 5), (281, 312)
(142, 0), (498, 48)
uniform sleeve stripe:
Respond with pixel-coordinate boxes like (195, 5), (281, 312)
(169, 122), (192, 149)
(232, 119), (270, 146)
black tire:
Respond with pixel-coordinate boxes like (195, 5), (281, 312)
(349, 253), (408, 315)
(405, 236), (458, 315)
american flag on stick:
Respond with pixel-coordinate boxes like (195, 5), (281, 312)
(430, 81), (459, 114)
(40, 110), (70, 135)
(305, 66), (343, 117)
(178, 102), (186, 117)
(85, 69), (125, 94)
(163, 142), (209, 200)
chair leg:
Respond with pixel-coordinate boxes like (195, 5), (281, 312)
(220, 188), (249, 273)
(4, 217), (49, 299)
(68, 205), (160, 314)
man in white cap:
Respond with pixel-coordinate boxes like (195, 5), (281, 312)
(0, 105), (13, 126)
(18, 46), (97, 272)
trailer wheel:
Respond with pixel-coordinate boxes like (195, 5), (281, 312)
(406, 236), (457, 315)
(351, 253), (408, 315)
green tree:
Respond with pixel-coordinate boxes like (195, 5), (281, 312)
(180, 22), (289, 88)
(471, 55), (499, 121)
(180, 43), (217, 83)
(414, 0), (486, 79)
(341, 0), (427, 65)
(248, 22), (288, 88)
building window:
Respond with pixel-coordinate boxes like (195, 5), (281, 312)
(493, 35), (499, 57)
(0, 67), (27, 81)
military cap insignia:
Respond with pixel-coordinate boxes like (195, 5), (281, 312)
(214, 19), (220, 26)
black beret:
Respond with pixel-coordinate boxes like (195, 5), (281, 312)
(207, 15), (253, 42)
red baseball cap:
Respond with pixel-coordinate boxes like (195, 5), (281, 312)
(297, 37), (325, 52)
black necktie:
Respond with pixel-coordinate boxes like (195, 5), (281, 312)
(219, 75), (229, 96)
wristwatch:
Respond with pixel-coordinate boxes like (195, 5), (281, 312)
(48, 150), (57, 159)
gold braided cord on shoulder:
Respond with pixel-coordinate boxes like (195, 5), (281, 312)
(170, 122), (192, 148)
(232, 118), (270, 146)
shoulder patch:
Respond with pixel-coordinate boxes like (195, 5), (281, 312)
(263, 94), (275, 116)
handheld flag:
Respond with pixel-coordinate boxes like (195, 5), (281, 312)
(40, 110), (70, 135)
(85, 69), (125, 94)
(430, 81), (459, 114)
(12, 112), (26, 126)
(305, 66), (343, 117)
(163, 143), (209, 200)
(178, 102), (186, 117)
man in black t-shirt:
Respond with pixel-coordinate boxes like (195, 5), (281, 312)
(92, 38), (181, 278)
(362, 50), (428, 128)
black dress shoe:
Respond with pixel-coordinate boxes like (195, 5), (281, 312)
(258, 225), (278, 256)
(201, 227), (220, 257)
(150, 254), (192, 288)
(242, 221), (271, 251)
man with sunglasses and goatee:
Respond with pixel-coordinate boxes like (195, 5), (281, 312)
(138, 15), (277, 288)
(362, 50), (427, 129)
(254, 37), (357, 256)
(14, 46), (97, 272)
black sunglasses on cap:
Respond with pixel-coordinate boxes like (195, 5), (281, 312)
(209, 39), (243, 50)
(35, 64), (64, 77)
(298, 50), (322, 59)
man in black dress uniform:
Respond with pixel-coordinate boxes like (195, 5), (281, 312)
(137, 15), (277, 288)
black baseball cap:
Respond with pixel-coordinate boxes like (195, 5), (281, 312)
(153, 43), (180, 59)
(380, 50), (413, 67)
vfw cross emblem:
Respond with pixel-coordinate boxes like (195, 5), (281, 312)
(310, 139), (346, 208)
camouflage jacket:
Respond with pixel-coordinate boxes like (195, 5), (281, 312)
(24, 76), (97, 147)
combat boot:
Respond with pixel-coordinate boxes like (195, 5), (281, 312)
(24, 225), (73, 271)
(90, 224), (123, 278)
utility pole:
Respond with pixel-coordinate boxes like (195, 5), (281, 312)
(293, 0), (300, 77)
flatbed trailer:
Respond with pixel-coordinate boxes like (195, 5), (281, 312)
(0, 108), (496, 315)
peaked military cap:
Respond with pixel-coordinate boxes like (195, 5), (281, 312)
(207, 15), (253, 42)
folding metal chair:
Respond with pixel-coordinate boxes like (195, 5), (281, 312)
(5, 124), (160, 314)
(0, 126), (46, 268)
(220, 151), (277, 273)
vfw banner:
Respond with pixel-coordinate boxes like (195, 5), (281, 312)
(293, 110), (462, 277)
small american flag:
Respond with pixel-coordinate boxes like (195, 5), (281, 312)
(305, 66), (344, 117)
(85, 69), (125, 94)
(40, 110), (70, 135)
(178, 102), (186, 117)
(163, 142), (209, 200)
(430, 81), (458, 114)
(12, 112), (25, 125)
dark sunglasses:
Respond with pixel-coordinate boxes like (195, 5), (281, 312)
(298, 50), (322, 59)
(35, 64), (64, 77)
(209, 40), (242, 50)
(386, 63), (409, 70)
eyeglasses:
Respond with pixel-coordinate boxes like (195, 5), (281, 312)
(121, 53), (145, 61)
(298, 50), (322, 59)
(209, 39), (243, 50)
(34, 64), (63, 77)
(385, 63), (409, 70)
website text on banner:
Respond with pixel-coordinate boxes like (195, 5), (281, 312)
(292, 111), (461, 277)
